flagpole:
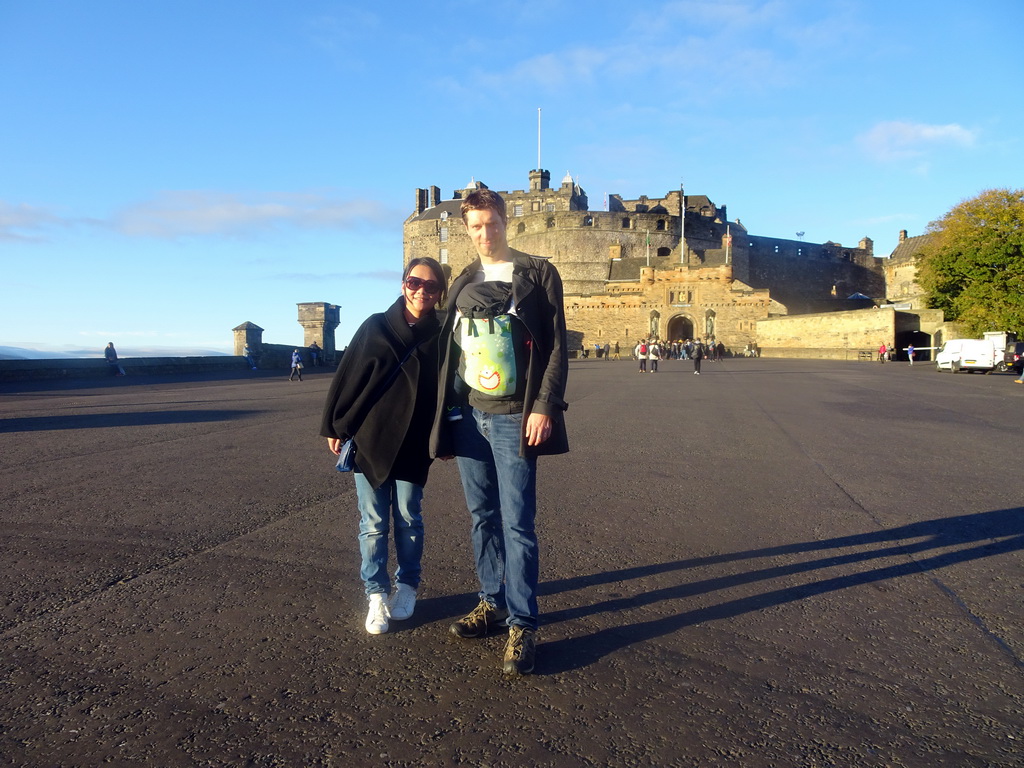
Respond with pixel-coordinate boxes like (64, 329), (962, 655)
(679, 181), (685, 264)
(537, 108), (542, 170)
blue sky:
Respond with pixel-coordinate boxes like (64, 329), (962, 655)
(2, 0), (1021, 357)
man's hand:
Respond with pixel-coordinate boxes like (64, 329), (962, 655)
(327, 437), (341, 455)
(525, 413), (553, 447)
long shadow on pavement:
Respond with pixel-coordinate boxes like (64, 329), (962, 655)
(0, 409), (264, 432)
(536, 507), (1024, 674)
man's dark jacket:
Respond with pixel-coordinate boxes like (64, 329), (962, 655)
(429, 250), (569, 458)
(320, 297), (439, 489)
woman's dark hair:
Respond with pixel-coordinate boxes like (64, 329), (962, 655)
(403, 256), (448, 307)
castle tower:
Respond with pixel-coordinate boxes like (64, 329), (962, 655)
(529, 169), (550, 192)
(232, 322), (264, 356)
(297, 302), (341, 360)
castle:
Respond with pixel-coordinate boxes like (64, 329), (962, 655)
(403, 169), (888, 354)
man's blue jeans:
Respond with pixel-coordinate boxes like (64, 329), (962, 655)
(354, 473), (424, 597)
(454, 408), (539, 630)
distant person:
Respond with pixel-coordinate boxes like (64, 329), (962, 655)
(692, 338), (704, 375)
(635, 340), (648, 372)
(243, 343), (257, 370)
(603, 342), (610, 361)
(308, 341), (321, 367)
(907, 344), (915, 366)
(104, 342), (125, 376)
(648, 340), (660, 373)
(595, 342), (602, 359)
(321, 257), (445, 635)
(878, 343), (887, 363)
(289, 349), (304, 381)
(612, 341), (620, 360)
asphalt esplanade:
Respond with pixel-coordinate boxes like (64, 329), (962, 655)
(1, 359), (1022, 767)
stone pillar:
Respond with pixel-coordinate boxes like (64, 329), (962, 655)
(297, 302), (341, 361)
(232, 322), (264, 356)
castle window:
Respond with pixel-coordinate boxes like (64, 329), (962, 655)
(656, 219), (665, 231)
(583, 216), (593, 227)
(622, 218), (630, 229)
(439, 226), (448, 242)
(532, 201), (540, 212)
(514, 204), (524, 217)
(516, 222), (526, 234)
(546, 217), (555, 229)
(546, 203), (555, 212)
(439, 248), (448, 264)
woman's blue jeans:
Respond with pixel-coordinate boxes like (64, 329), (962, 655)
(354, 473), (424, 597)
(454, 408), (539, 630)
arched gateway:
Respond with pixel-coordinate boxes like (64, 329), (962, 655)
(666, 314), (694, 341)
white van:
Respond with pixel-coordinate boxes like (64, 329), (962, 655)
(935, 339), (1000, 373)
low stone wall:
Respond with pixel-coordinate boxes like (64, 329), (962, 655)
(758, 347), (879, 361)
(0, 356), (250, 383)
(757, 307), (896, 361)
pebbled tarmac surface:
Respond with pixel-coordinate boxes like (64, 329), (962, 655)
(0, 359), (1021, 767)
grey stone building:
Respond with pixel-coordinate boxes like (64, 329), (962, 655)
(404, 169), (886, 354)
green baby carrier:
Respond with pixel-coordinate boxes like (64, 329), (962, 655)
(457, 281), (518, 398)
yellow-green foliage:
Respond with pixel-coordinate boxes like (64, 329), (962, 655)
(918, 188), (1024, 337)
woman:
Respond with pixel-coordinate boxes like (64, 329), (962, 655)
(289, 349), (304, 381)
(320, 257), (446, 635)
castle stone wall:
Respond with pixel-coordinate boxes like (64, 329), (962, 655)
(757, 307), (897, 359)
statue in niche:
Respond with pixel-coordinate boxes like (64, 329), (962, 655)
(705, 310), (716, 339)
(649, 310), (660, 339)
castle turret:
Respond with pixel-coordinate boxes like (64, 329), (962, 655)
(232, 322), (264, 356)
(529, 169), (550, 192)
(297, 302), (341, 361)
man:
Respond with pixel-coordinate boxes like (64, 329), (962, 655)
(430, 187), (569, 676)
(692, 338), (704, 375)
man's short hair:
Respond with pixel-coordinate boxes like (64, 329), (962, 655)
(461, 188), (507, 224)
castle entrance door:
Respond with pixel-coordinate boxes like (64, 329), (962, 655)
(666, 315), (694, 341)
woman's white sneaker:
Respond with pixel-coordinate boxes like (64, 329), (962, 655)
(365, 593), (390, 634)
(389, 584), (417, 621)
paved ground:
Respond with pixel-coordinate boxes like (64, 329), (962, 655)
(0, 358), (1021, 767)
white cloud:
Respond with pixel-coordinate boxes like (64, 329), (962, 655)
(856, 121), (978, 162)
(112, 190), (401, 239)
(0, 201), (66, 241)
(460, 1), (824, 99)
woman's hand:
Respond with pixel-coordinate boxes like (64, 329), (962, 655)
(327, 437), (341, 455)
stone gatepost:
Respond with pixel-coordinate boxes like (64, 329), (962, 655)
(297, 303), (341, 361)
(232, 322), (264, 356)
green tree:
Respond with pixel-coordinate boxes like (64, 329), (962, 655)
(918, 188), (1024, 337)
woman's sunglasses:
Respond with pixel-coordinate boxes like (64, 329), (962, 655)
(404, 276), (442, 295)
